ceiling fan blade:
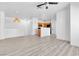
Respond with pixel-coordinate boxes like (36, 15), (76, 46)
(37, 4), (44, 7)
(48, 2), (58, 4)
(37, 2), (47, 7)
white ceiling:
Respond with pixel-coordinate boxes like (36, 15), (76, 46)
(0, 2), (69, 18)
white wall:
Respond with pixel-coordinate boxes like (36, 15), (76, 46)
(5, 17), (32, 38)
(51, 15), (56, 34)
(0, 12), (5, 39)
(56, 5), (70, 41)
(70, 3), (79, 47)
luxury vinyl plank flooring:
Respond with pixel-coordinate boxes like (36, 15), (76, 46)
(0, 35), (79, 56)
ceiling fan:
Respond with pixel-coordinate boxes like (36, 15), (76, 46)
(37, 2), (58, 9)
